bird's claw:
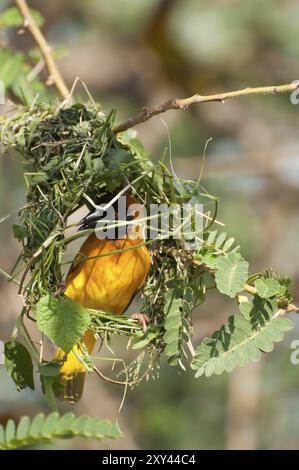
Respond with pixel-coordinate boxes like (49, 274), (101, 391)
(131, 313), (150, 333)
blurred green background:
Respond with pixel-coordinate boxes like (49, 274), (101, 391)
(1, 0), (299, 450)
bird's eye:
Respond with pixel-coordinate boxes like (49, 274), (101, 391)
(100, 210), (108, 219)
(127, 210), (139, 221)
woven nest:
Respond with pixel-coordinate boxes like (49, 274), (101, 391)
(2, 102), (220, 385)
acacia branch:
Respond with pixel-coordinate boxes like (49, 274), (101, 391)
(15, 0), (69, 100)
(192, 259), (299, 313)
(113, 82), (298, 134)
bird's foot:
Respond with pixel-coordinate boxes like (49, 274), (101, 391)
(131, 313), (150, 333)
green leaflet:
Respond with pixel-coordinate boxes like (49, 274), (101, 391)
(4, 340), (34, 391)
(201, 252), (218, 269)
(132, 328), (161, 349)
(0, 412), (122, 450)
(0, 49), (23, 87)
(215, 232), (227, 248)
(206, 230), (238, 253)
(36, 294), (91, 353)
(191, 306), (293, 378)
(41, 376), (59, 412)
(0, 7), (44, 29)
(196, 230), (239, 269)
(163, 289), (183, 365)
(39, 363), (61, 377)
(255, 278), (281, 298)
(12, 224), (28, 242)
(0, 48), (46, 104)
(215, 253), (249, 298)
(162, 284), (193, 368)
(240, 295), (277, 320)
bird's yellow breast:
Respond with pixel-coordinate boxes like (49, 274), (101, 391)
(65, 234), (151, 314)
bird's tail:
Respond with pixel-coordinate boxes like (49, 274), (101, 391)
(54, 329), (96, 403)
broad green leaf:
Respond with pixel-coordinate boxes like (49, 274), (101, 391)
(4, 340), (34, 390)
(215, 253), (249, 297)
(36, 294), (91, 353)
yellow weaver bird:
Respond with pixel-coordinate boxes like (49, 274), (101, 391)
(55, 194), (151, 402)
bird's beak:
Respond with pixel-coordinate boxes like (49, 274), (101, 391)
(78, 206), (107, 230)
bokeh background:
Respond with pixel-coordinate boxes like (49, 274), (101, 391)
(1, 0), (299, 449)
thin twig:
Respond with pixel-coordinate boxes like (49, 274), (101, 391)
(39, 333), (44, 362)
(93, 364), (128, 386)
(15, 0), (69, 99)
(113, 82), (299, 134)
(285, 304), (299, 314)
(0, 267), (20, 285)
